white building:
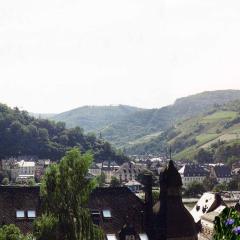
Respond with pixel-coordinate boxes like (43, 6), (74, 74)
(178, 164), (208, 188)
(209, 164), (232, 184)
(11, 160), (35, 182)
(88, 163), (102, 176)
(113, 162), (146, 183)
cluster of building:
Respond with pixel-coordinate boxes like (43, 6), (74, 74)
(0, 160), (197, 240)
(0, 157), (51, 184)
(0, 159), (239, 240)
(89, 161), (147, 191)
(178, 163), (233, 188)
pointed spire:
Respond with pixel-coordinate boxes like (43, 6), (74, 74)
(169, 145), (172, 161)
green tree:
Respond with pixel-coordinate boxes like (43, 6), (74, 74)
(195, 149), (213, 164)
(152, 190), (160, 205)
(184, 181), (206, 197)
(203, 177), (218, 191)
(110, 177), (120, 187)
(227, 178), (240, 191)
(96, 172), (106, 187)
(35, 148), (104, 240)
(28, 178), (35, 186)
(1, 177), (9, 185)
(0, 224), (28, 240)
(213, 182), (228, 192)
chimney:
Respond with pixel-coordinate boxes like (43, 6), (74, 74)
(143, 174), (153, 239)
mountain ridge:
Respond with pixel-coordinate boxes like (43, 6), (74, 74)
(44, 90), (240, 153)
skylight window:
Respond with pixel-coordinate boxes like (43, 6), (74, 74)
(139, 233), (149, 240)
(106, 234), (117, 240)
(102, 209), (111, 218)
(27, 210), (36, 218)
(16, 210), (25, 218)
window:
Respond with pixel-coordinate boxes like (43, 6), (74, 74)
(102, 209), (111, 218)
(16, 210), (25, 218)
(91, 210), (101, 225)
(139, 233), (149, 240)
(27, 210), (36, 218)
(106, 234), (117, 240)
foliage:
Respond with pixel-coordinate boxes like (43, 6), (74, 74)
(203, 177), (218, 191)
(35, 148), (104, 240)
(33, 214), (58, 240)
(195, 148), (213, 164)
(110, 177), (121, 187)
(183, 181), (206, 197)
(51, 105), (140, 131)
(213, 207), (240, 240)
(228, 178), (240, 191)
(1, 177), (9, 185)
(152, 190), (160, 205)
(95, 172), (106, 187)
(0, 104), (127, 164)
(213, 183), (228, 192)
(0, 224), (29, 240)
(27, 178), (36, 186)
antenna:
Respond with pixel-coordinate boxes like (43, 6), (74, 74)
(169, 145), (172, 161)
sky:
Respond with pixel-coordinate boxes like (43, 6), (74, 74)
(1, 0), (240, 113)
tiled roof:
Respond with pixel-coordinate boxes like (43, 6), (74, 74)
(213, 165), (232, 178)
(88, 187), (145, 235)
(0, 186), (40, 234)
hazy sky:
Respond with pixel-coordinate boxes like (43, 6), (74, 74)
(1, 0), (240, 113)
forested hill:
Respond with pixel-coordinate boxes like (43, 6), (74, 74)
(101, 90), (240, 147)
(0, 104), (128, 163)
(127, 100), (240, 164)
(47, 90), (240, 151)
(50, 105), (141, 131)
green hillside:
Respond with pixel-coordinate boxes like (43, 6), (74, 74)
(51, 105), (141, 131)
(0, 104), (128, 164)
(127, 100), (240, 163)
(102, 90), (240, 148)
(47, 90), (240, 153)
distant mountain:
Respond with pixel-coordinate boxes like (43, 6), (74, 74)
(30, 113), (56, 119)
(102, 90), (240, 148)
(46, 90), (240, 154)
(50, 105), (142, 132)
(127, 99), (240, 162)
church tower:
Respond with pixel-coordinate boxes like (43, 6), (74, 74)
(153, 160), (198, 240)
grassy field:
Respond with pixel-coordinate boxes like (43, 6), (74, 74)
(128, 131), (162, 146)
(201, 133), (240, 148)
(201, 111), (237, 123)
(196, 133), (220, 145)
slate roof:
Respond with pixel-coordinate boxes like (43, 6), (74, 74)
(0, 186), (40, 234)
(179, 164), (208, 177)
(88, 187), (145, 235)
(213, 165), (232, 178)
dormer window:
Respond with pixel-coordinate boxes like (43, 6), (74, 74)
(16, 210), (25, 218)
(102, 209), (111, 218)
(27, 210), (36, 218)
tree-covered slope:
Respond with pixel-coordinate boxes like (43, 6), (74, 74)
(102, 90), (240, 148)
(127, 100), (240, 162)
(50, 105), (141, 131)
(0, 104), (127, 163)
